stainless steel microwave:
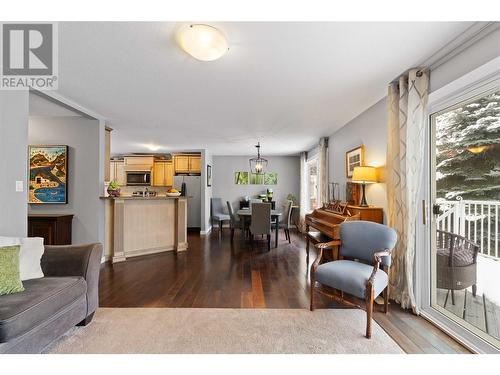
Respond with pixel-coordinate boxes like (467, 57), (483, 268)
(126, 171), (151, 186)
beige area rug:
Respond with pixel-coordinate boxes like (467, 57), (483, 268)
(44, 308), (403, 354)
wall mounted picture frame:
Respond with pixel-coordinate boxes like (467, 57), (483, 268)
(29, 145), (68, 204)
(250, 173), (264, 185)
(207, 164), (212, 187)
(234, 171), (249, 185)
(264, 172), (277, 185)
(345, 145), (364, 178)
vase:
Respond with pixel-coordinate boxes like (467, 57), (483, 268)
(107, 188), (120, 197)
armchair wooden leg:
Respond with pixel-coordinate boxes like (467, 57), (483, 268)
(365, 285), (374, 339)
(310, 280), (315, 311)
(383, 286), (389, 314)
(306, 237), (310, 263)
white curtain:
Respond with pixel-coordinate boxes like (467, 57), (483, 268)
(318, 137), (328, 207)
(299, 151), (308, 232)
(386, 68), (429, 313)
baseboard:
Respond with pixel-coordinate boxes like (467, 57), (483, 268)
(200, 226), (212, 235)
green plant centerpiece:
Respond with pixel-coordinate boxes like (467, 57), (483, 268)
(266, 188), (273, 202)
(107, 180), (121, 197)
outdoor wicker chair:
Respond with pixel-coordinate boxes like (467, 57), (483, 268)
(436, 229), (479, 305)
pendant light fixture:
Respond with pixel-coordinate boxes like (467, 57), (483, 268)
(249, 142), (268, 175)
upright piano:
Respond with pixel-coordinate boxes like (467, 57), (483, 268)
(304, 203), (384, 261)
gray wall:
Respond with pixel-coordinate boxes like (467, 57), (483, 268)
(201, 150), (213, 233)
(329, 98), (388, 218)
(0, 90), (29, 237)
(327, 27), (500, 223)
(28, 116), (102, 244)
(212, 155), (300, 213)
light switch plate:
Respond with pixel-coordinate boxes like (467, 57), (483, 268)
(15, 181), (24, 192)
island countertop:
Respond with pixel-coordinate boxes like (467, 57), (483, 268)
(100, 195), (186, 200)
(104, 194), (188, 263)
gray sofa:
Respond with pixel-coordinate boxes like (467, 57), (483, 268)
(0, 243), (102, 354)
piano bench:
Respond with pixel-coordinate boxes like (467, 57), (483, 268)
(306, 231), (337, 263)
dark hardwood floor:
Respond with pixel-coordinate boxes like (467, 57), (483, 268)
(99, 228), (470, 354)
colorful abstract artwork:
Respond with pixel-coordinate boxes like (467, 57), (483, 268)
(29, 145), (68, 204)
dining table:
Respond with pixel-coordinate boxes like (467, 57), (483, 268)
(236, 208), (282, 248)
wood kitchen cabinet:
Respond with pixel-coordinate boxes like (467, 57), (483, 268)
(153, 161), (173, 186)
(174, 154), (201, 174)
(109, 160), (126, 186)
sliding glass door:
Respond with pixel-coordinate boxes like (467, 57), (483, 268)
(428, 87), (500, 351)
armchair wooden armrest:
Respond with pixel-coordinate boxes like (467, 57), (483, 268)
(367, 248), (392, 285)
(315, 239), (341, 250)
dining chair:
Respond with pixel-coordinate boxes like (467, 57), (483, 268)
(250, 198), (263, 205)
(279, 200), (293, 243)
(310, 220), (397, 338)
(250, 203), (272, 251)
(226, 201), (241, 241)
(211, 198), (230, 234)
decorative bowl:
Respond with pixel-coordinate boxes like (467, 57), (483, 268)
(166, 192), (181, 197)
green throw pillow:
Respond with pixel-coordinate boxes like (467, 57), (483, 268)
(0, 245), (25, 295)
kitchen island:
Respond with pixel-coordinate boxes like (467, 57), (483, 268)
(102, 195), (187, 263)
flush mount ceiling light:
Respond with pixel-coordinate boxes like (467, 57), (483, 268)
(177, 24), (228, 61)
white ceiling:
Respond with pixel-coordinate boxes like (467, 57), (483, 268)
(56, 22), (473, 155)
(29, 92), (83, 117)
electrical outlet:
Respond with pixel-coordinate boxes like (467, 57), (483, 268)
(15, 181), (24, 192)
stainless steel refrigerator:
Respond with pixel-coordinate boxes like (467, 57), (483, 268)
(173, 175), (201, 229)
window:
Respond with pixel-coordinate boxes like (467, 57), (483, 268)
(306, 158), (318, 212)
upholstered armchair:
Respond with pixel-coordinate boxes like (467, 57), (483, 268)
(310, 220), (397, 338)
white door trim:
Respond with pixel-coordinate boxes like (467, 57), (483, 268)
(417, 56), (500, 353)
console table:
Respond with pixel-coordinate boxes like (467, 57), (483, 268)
(28, 214), (73, 245)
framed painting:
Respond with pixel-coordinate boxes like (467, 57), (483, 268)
(29, 145), (68, 204)
(234, 171), (249, 185)
(264, 172), (277, 185)
(345, 145), (364, 178)
(207, 165), (212, 187)
(250, 173), (264, 185)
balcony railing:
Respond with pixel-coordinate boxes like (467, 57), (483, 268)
(436, 199), (500, 260)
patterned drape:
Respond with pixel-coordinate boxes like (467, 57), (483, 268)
(387, 69), (429, 313)
(299, 151), (308, 232)
(318, 137), (328, 207)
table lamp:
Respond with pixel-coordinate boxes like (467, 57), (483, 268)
(351, 166), (377, 207)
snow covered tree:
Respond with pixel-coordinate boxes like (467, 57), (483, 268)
(436, 90), (500, 201)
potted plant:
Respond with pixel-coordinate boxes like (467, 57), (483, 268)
(107, 180), (121, 197)
(266, 188), (273, 202)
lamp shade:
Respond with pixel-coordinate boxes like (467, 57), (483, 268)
(352, 166), (377, 184)
(177, 24), (228, 61)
